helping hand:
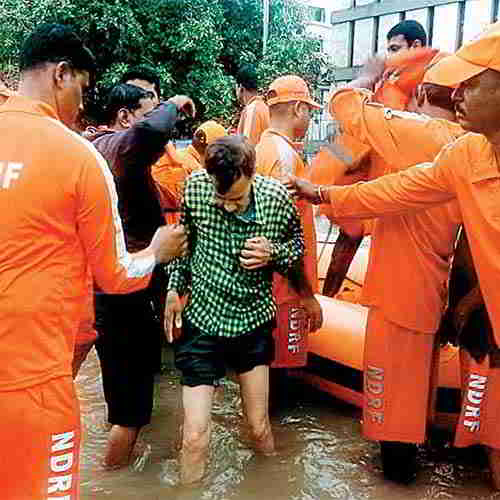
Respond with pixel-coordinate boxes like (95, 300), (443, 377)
(282, 174), (321, 203)
(150, 224), (188, 264)
(167, 95), (196, 119)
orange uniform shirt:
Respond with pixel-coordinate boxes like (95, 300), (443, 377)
(256, 129), (318, 295)
(327, 88), (464, 333)
(326, 132), (500, 345)
(237, 96), (270, 146)
(0, 96), (153, 391)
(151, 142), (190, 224)
(179, 144), (202, 173)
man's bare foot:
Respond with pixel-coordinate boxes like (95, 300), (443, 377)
(179, 449), (206, 485)
(252, 427), (276, 456)
(102, 425), (139, 468)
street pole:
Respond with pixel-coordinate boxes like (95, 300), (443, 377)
(263, 0), (270, 55)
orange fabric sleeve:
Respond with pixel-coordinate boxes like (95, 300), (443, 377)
(309, 135), (371, 185)
(76, 154), (153, 294)
(327, 146), (457, 220)
(330, 88), (462, 176)
(329, 88), (372, 141)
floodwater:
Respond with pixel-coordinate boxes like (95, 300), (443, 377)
(76, 348), (500, 500)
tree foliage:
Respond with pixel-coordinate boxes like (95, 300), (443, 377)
(0, 0), (329, 125)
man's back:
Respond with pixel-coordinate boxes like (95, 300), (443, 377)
(256, 129), (318, 295)
(330, 88), (464, 332)
(237, 96), (270, 146)
(0, 96), (101, 390)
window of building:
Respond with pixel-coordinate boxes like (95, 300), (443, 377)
(433, 3), (459, 52)
(463, 0), (491, 43)
(332, 0), (353, 12)
(309, 6), (326, 23)
(353, 18), (374, 65)
(331, 22), (350, 67)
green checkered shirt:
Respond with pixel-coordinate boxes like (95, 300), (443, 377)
(167, 171), (304, 337)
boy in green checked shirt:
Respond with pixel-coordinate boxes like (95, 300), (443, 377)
(165, 135), (322, 484)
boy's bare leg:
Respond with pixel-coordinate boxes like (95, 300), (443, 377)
(239, 365), (275, 455)
(180, 385), (214, 484)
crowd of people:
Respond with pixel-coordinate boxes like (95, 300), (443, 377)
(1, 16), (500, 499)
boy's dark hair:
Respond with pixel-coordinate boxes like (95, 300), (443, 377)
(235, 64), (258, 92)
(205, 136), (256, 195)
(121, 65), (161, 99)
(421, 83), (455, 113)
(20, 23), (96, 76)
(105, 83), (150, 125)
(387, 20), (427, 46)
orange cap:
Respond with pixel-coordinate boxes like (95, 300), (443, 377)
(422, 52), (454, 85)
(195, 120), (226, 144)
(266, 75), (322, 109)
(428, 21), (500, 86)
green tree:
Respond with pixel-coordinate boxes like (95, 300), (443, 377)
(0, 0), (328, 126)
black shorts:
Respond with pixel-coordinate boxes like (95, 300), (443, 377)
(174, 320), (275, 387)
(94, 288), (162, 428)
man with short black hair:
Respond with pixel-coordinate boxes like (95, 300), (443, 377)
(387, 20), (427, 54)
(103, 82), (156, 125)
(0, 23), (186, 499)
(235, 64), (270, 145)
(86, 83), (195, 468)
(121, 64), (161, 104)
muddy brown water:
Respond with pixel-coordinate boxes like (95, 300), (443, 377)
(76, 347), (500, 500)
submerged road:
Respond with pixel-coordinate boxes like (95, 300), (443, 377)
(76, 348), (498, 500)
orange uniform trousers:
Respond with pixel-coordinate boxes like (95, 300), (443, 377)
(363, 307), (439, 443)
(0, 376), (81, 499)
(454, 350), (500, 450)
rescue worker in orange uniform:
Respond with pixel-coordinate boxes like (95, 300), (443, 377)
(151, 142), (187, 224)
(286, 22), (500, 490)
(0, 24), (187, 500)
(255, 75), (322, 365)
(179, 120), (226, 172)
(375, 20), (430, 109)
(386, 19), (427, 54)
(73, 66), (164, 377)
(312, 44), (445, 298)
(236, 64), (270, 145)
(152, 120), (226, 224)
(288, 60), (465, 482)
